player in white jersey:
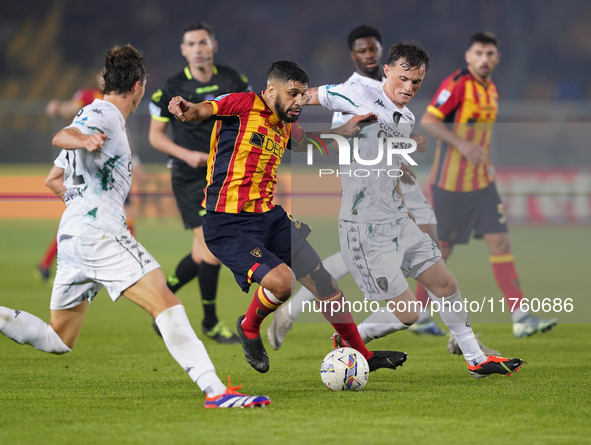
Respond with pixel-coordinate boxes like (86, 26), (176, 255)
(269, 26), (451, 351)
(0, 45), (269, 408)
(296, 42), (523, 378)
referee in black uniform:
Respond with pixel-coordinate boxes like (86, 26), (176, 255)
(149, 23), (248, 343)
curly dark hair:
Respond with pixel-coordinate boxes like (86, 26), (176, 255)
(387, 41), (430, 71)
(347, 25), (382, 50)
(267, 60), (309, 84)
(101, 44), (147, 96)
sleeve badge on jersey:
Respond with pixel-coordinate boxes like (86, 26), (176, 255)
(148, 102), (161, 117)
(325, 84), (341, 90)
(213, 93), (231, 101)
(436, 89), (451, 105)
(151, 89), (163, 103)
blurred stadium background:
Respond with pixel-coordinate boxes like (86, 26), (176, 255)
(1, 0), (590, 224)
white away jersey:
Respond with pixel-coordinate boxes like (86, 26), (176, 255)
(319, 82), (415, 223)
(57, 99), (132, 238)
(332, 72), (385, 125)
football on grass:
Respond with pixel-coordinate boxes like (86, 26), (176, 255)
(320, 347), (369, 391)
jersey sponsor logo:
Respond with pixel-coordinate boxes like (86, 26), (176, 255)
(264, 137), (284, 160)
(436, 89), (451, 105)
(195, 85), (219, 95)
(151, 89), (163, 103)
(213, 93), (231, 101)
(148, 102), (161, 117)
(63, 186), (86, 204)
(250, 247), (262, 258)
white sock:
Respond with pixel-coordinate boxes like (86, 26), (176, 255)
(0, 306), (71, 354)
(288, 252), (349, 319)
(430, 292), (487, 365)
(416, 288), (438, 323)
(511, 307), (528, 323)
(357, 307), (408, 344)
(155, 305), (225, 396)
(417, 305), (431, 324)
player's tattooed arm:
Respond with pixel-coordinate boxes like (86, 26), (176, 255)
(45, 165), (66, 202)
(303, 87), (320, 105)
(168, 96), (214, 122)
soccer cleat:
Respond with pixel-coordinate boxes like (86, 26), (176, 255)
(331, 333), (351, 349)
(36, 264), (50, 282)
(513, 314), (558, 338)
(203, 321), (241, 344)
(236, 315), (269, 373)
(408, 320), (446, 336)
(447, 333), (500, 356)
(204, 377), (270, 409)
(267, 303), (293, 350)
(468, 355), (523, 379)
(367, 350), (408, 372)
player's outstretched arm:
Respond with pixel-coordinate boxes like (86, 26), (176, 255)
(46, 99), (83, 120)
(303, 87), (320, 106)
(52, 128), (107, 152)
(290, 112), (376, 153)
(45, 165), (66, 202)
(420, 111), (487, 165)
(168, 97), (214, 122)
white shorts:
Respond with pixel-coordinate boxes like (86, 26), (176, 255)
(339, 218), (441, 301)
(50, 232), (160, 310)
(400, 181), (437, 226)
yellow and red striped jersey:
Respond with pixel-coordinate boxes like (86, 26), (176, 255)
(427, 67), (498, 192)
(203, 91), (304, 213)
(73, 87), (103, 107)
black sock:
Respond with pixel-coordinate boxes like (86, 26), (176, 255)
(167, 253), (199, 293)
(199, 261), (221, 329)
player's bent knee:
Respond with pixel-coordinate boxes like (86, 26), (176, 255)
(309, 263), (338, 298)
(442, 273), (459, 295)
(397, 308), (420, 326)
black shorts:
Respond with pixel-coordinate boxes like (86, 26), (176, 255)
(432, 183), (508, 246)
(171, 167), (208, 229)
(202, 205), (319, 292)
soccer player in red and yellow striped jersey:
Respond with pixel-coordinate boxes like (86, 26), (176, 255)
(421, 32), (557, 338)
(168, 60), (407, 375)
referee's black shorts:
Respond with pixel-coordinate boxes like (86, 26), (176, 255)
(432, 182), (508, 246)
(171, 167), (208, 229)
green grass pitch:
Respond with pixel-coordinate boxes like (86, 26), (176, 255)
(1, 218), (590, 444)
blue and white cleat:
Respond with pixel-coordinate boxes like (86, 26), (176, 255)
(513, 314), (558, 339)
(409, 320), (446, 336)
(204, 379), (270, 409)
